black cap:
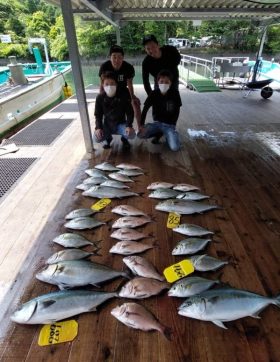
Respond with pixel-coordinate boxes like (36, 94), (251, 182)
(109, 45), (124, 56)
(142, 34), (158, 46)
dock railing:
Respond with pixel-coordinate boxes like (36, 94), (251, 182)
(179, 54), (213, 83)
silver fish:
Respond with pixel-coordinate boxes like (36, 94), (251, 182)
(188, 254), (228, 271)
(173, 224), (214, 237)
(147, 182), (174, 190)
(173, 183), (200, 192)
(11, 290), (117, 324)
(155, 199), (220, 215)
(95, 162), (120, 171)
(108, 172), (134, 183)
(76, 183), (92, 191)
(111, 205), (148, 217)
(176, 192), (210, 201)
(112, 216), (152, 229)
(118, 169), (144, 177)
(172, 238), (211, 255)
(123, 256), (164, 281)
(36, 260), (128, 289)
(111, 228), (151, 241)
(65, 208), (96, 220)
(100, 180), (130, 189)
(168, 276), (220, 297)
(116, 163), (143, 170)
(83, 176), (107, 185)
(111, 302), (171, 339)
(46, 249), (94, 264)
(178, 287), (280, 329)
(119, 277), (169, 299)
(85, 168), (107, 177)
(149, 188), (181, 199)
(109, 241), (154, 255)
(83, 186), (138, 199)
(52, 233), (98, 248)
(64, 217), (105, 230)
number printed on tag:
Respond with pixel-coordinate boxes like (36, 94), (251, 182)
(91, 198), (111, 211)
(38, 320), (78, 346)
(166, 212), (181, 229)
(163, 260), (194, 283)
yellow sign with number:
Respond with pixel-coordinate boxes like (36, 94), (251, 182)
(163, 259), (194, 283)
(166, 212), (181, 228)
(38, 320), (78, 346)
(91, 198), (111, 211)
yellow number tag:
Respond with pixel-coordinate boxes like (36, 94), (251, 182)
(91, 198), (111, 211)
(38, 320), (78, 346)
(167, 212), (181, 229)
(163, 260), (194, 283)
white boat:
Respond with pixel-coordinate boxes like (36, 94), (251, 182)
(0, 38), (72, 135)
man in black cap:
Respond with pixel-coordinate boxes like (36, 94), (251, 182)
(142, 34), (181, 96)
(99, 44), (141, 129)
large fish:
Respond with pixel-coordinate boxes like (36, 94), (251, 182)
(83, 176), (107, 185)
(149, 188), (181, 199)
(76, 183), (92, 191)
(172, 238), (211, 255)
(85, 168), (107, 178)
(173, 183), (200, 192)
(188, 254), (228, 271)
(100, 180), (130, 189)
(82, 186), (138, 199)
(112, 216), (152, 229)
(65, 208), (96, 220)
(119, 277), (169, 299)
(36, 260), (128, 289)
(95, 162), (120, 172)
(111, 205), (148, 217)
(176, 192), (210, 201)
(109, 241), (154, 255)
(111, 302), (171, 339)
(116, 163), (143, 171)
(147, 182), (174, 190)
(52, 233), (99, 248)
(118, 169), (144, 177)
(178, 287), (280, 329)
(168, 276), (220, 297)
(11, 290), (117, 324)
(123, 256), (164, 281)
(111, 228), (151, 241)
(155, 199), (220, 215)
(46, 249), (94, 264)
(108, 173), (134, 183)
(173, 224), (214, 237)
(64, 217), (105, 230)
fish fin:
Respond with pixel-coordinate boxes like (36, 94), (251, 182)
(58, 283), (73, 290)
(275, 295), (280, 307)
(212, 320), (228, 329)
(251, 313), (261, 319)
(91, 283), (101, 288)
(42, 300), (57, 308)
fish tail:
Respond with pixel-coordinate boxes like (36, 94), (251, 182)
(274, 295), (280, 307)
(161, 325), (172, 341)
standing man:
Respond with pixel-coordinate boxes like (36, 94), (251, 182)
(99, 45), (141, 130)
(142, 34), (181, 96)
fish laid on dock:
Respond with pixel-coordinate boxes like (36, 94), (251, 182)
(108, 172), (134, 183)
(100, 180), (130, 189)
(155, 199), (220, 215)
(188, 254), (228, 271)
(64, 217), (105, 230)
(168, 276), (220, 297)
(149, 188), (181, 199)
(118, 169), (144, 177)
(172, 238), (212, 255)
(119, 277), (169, 299)
(95, 162), (120, 172)
(85, 168), (107, 178)
(65, 208), (97, 220)
(176, 192), (210, 201)
(109, 241), (155, 255)
(116, 163), (143, 171)
(123, 256), (164, 281)
(111, 228), (151, 241)
(46, 249), (94, 264)
(52, 233), (99, 248)
(83, 186), (139, 199)
(173, 183), (200, 192)
(83, 176), (108, 185)
(173, 224), (214, 237)
(111, 205), (148, 217)
(147, 181), (174, 190)
(112, 216), (152, 229)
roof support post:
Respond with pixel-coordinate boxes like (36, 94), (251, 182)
(60, 0), (94, 154)
(116, 26), (121, 45)
(252, 26), (267, 82)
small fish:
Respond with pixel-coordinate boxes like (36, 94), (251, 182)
(52, 233), (98, 248)
(147, 182), (174, 190)
(149, 188), (181, 199)
(111, 205), (148, 217)
(188, 254), (228, 272)
(109, 172), (134, 183)
(155, 199), (220, 215)
(116, 163), (143, 170)
(83, 176), (107, 185)
(118, 169), (144, 177)
(83, 186), (139, 199)
(111, 228), (151, 241)
(64, 217), (105, 230)
(112, 216), (152, 229)
(85, 168), (107, 177)
(76, 183), (92, 191)
(65, 208), (96, 220)
(168, 276), (220, 297)
(95, 162), (120, 172)
(11, 290), (117, 324)
(178, 287), (280, 329)
(176, 192), (210, 201)
(172, 238), (211, 255)
(173, 183), (200, 192)
(119, 277), (169, 299)
(100, 180), (130, 189)
(109, 241), (154, 255)
(123, 256), (164, 281)
(46, 249), (94, 264)
(111, 302), (171, 339)
(173, 224), (214, 237)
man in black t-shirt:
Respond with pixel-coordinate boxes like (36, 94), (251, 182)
(142, 34), (181, 96)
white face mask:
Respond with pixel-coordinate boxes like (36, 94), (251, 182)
(104, 85), (116, 97)
(159, 84), (170, 94)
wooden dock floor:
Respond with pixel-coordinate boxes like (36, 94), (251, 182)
(0, 86), (279, 361)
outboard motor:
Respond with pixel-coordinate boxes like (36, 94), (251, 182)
(8, 56), (28, 85)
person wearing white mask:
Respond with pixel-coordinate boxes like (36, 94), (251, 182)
(94, 72), (136, 149)
(138, 70), (182, 151)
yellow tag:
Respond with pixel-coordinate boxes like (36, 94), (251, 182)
(38, 320), (78, 346)
(163, 260), (194, 283)
(91, 198), (111, 211)
(166, 212), (181, 228)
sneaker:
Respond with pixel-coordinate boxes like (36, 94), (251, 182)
(121, 136), (131, 149)
(103, 138), (112, 149)
(151, 136), (162, 144)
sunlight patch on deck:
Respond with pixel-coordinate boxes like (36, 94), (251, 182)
(256, 132), (280, 156)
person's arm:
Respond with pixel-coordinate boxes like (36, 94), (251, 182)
(142, 60), (152, 95)
(140, 95), (152, 126)
(94, 95), (104, 130)
(125, 98), (134, 128)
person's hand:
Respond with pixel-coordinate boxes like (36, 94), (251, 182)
(95, 129), (103, 141)
(131, 96), (141, 106)
(125, 127), (134, 137)
(137, 126), (144, 135)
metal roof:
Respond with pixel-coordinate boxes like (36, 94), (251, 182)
(47, 0), (280, 26)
